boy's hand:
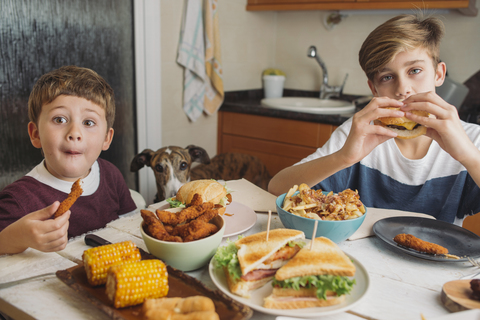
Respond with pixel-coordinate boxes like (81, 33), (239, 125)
(9, 202), (70, 253)
(339, 97), (405, 165)
(401, 92), (478, 164)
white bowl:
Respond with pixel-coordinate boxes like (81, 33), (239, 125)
(140, 214), (225, 271)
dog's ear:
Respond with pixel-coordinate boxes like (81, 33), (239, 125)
(186, 145), (211, 164)
(130, 149), (155, 171)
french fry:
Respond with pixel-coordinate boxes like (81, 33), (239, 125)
(290, 203), (317, 211)
(283, 199), (294, 211)
(285, 185), (298, 199)
(298, 183), (310, 192)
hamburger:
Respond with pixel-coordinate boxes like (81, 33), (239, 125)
(264, 236), (356, 309)
(214, 229), (306, 298)
(167, 179), (231, 215)
(373, 106), (429, 139)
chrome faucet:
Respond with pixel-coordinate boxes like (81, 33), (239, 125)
(307, 45), (348, 100)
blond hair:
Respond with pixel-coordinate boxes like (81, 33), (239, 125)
(28, 65), (115, 129)
(359, 14), (445, 82)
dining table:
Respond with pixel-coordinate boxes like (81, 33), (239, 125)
(0, 178), (479, 320)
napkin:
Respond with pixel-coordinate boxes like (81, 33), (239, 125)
(348, 207), (435, 241)
(177, 0), (205, 122)
(226, 178), (277, 213)
(203, 0), (224, 115)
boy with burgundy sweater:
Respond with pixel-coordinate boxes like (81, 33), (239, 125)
(0, 66), (136, 254)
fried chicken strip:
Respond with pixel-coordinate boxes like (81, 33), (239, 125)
(168, 208), (219, 237)
(393, 233), (448, 255)
(54, 178), (83, 218)
(156, 202), (214, 225)
(141, 210), (183, 242)
(182, 220), (219, 242)
(187, 193), (203, 207)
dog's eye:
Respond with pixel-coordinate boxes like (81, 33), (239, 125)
(155, 164), (164, 173)
(179, 161), (188, 171)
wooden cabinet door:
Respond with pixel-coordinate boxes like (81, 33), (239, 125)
(218, 111), (334, 176)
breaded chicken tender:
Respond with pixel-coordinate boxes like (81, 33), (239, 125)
(156, 201), (214, 225)
(182, 220), (219, 242)
(393, 233), (448, 255)
(54, 178), (83, 218)
(141, 210), (183, 242)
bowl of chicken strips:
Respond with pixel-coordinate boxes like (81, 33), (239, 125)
(140, 201), (225, 272)
(276, 184), (366, 243)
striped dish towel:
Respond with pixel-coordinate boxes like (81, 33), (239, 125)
(204, 0), (224, 115)
(177, 0), (205, 122)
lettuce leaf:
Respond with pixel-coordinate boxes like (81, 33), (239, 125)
(213, 237), (243, 281)
(288, 240), (306, 248)
(166, 197), (185, 208)
(272, 274), (356, 300)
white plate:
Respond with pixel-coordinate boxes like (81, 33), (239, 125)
(208, 251), (370, 318)
(222, 201), (257, 238)
(153, 201), (257, 239)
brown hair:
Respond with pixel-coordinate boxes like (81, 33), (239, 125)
(359, 14), (445, 82)
(28, 65), (115, 129)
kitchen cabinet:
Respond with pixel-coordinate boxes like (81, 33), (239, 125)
(217, 111), (337, 177)
(246, 0), (476, 15)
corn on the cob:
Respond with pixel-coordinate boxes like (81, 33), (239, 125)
(106, 259), (169, 308)
(82, 240), (141, 286)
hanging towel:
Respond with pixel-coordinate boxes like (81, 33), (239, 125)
(203, 0), (224, 115)
(177, 0), (205, 122)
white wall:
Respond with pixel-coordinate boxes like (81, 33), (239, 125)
(159, 1), (480, 157)
(276, 10), (480, 95)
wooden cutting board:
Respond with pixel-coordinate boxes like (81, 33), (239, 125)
(441, 280), (480, 312)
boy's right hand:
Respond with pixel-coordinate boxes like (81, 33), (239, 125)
(5, 202), (70, 254)
(340, 97), (405, 165)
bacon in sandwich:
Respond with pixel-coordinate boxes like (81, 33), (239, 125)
(214, 229), (305, 298)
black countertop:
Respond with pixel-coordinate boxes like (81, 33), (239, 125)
(220, 89), (367, 127)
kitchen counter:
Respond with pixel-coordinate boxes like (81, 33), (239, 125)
(220, 89), (365, 127)
(217, 89), (367, 176)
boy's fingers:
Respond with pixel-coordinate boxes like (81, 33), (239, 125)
(30, 201), (61, 220)
(54, 210), (71, 222)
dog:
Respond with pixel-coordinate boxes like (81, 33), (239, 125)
(131, 145), (271, 203)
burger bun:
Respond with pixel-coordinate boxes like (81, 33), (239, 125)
(176, 180), (229, 215)
(375, 107), (429, 140)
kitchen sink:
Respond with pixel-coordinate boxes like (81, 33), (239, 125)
(261, 97), (356, 115)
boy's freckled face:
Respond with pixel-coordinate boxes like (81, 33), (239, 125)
(28, 95), (114, 182)
(368, 47), (445, 100)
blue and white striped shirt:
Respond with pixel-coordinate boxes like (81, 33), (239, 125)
(297, 117), (480, 225)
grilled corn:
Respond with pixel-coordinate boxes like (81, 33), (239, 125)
(106, 259), (169, 308)
(82, 240), (141, 286)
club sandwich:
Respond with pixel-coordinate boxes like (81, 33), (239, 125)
(214, 229), (305, 298)
(264, 236), (356, 309)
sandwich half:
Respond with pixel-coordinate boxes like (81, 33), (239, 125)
(214, 229), (305, 298)
(264, 236), (356, 309)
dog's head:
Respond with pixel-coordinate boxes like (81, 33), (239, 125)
(130, 145), (211, 202)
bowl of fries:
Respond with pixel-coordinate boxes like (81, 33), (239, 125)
(140, 208), (225, 271)
(275, 184), (367, 243)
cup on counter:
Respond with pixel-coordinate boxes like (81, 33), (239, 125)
(263, 75), (285, 99)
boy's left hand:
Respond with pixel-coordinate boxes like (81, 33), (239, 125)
(401, 91), (478, 165)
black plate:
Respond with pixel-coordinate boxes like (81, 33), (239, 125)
(373, 217), (480, 261)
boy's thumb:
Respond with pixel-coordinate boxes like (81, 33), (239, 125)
(33, 201), (61, 220)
